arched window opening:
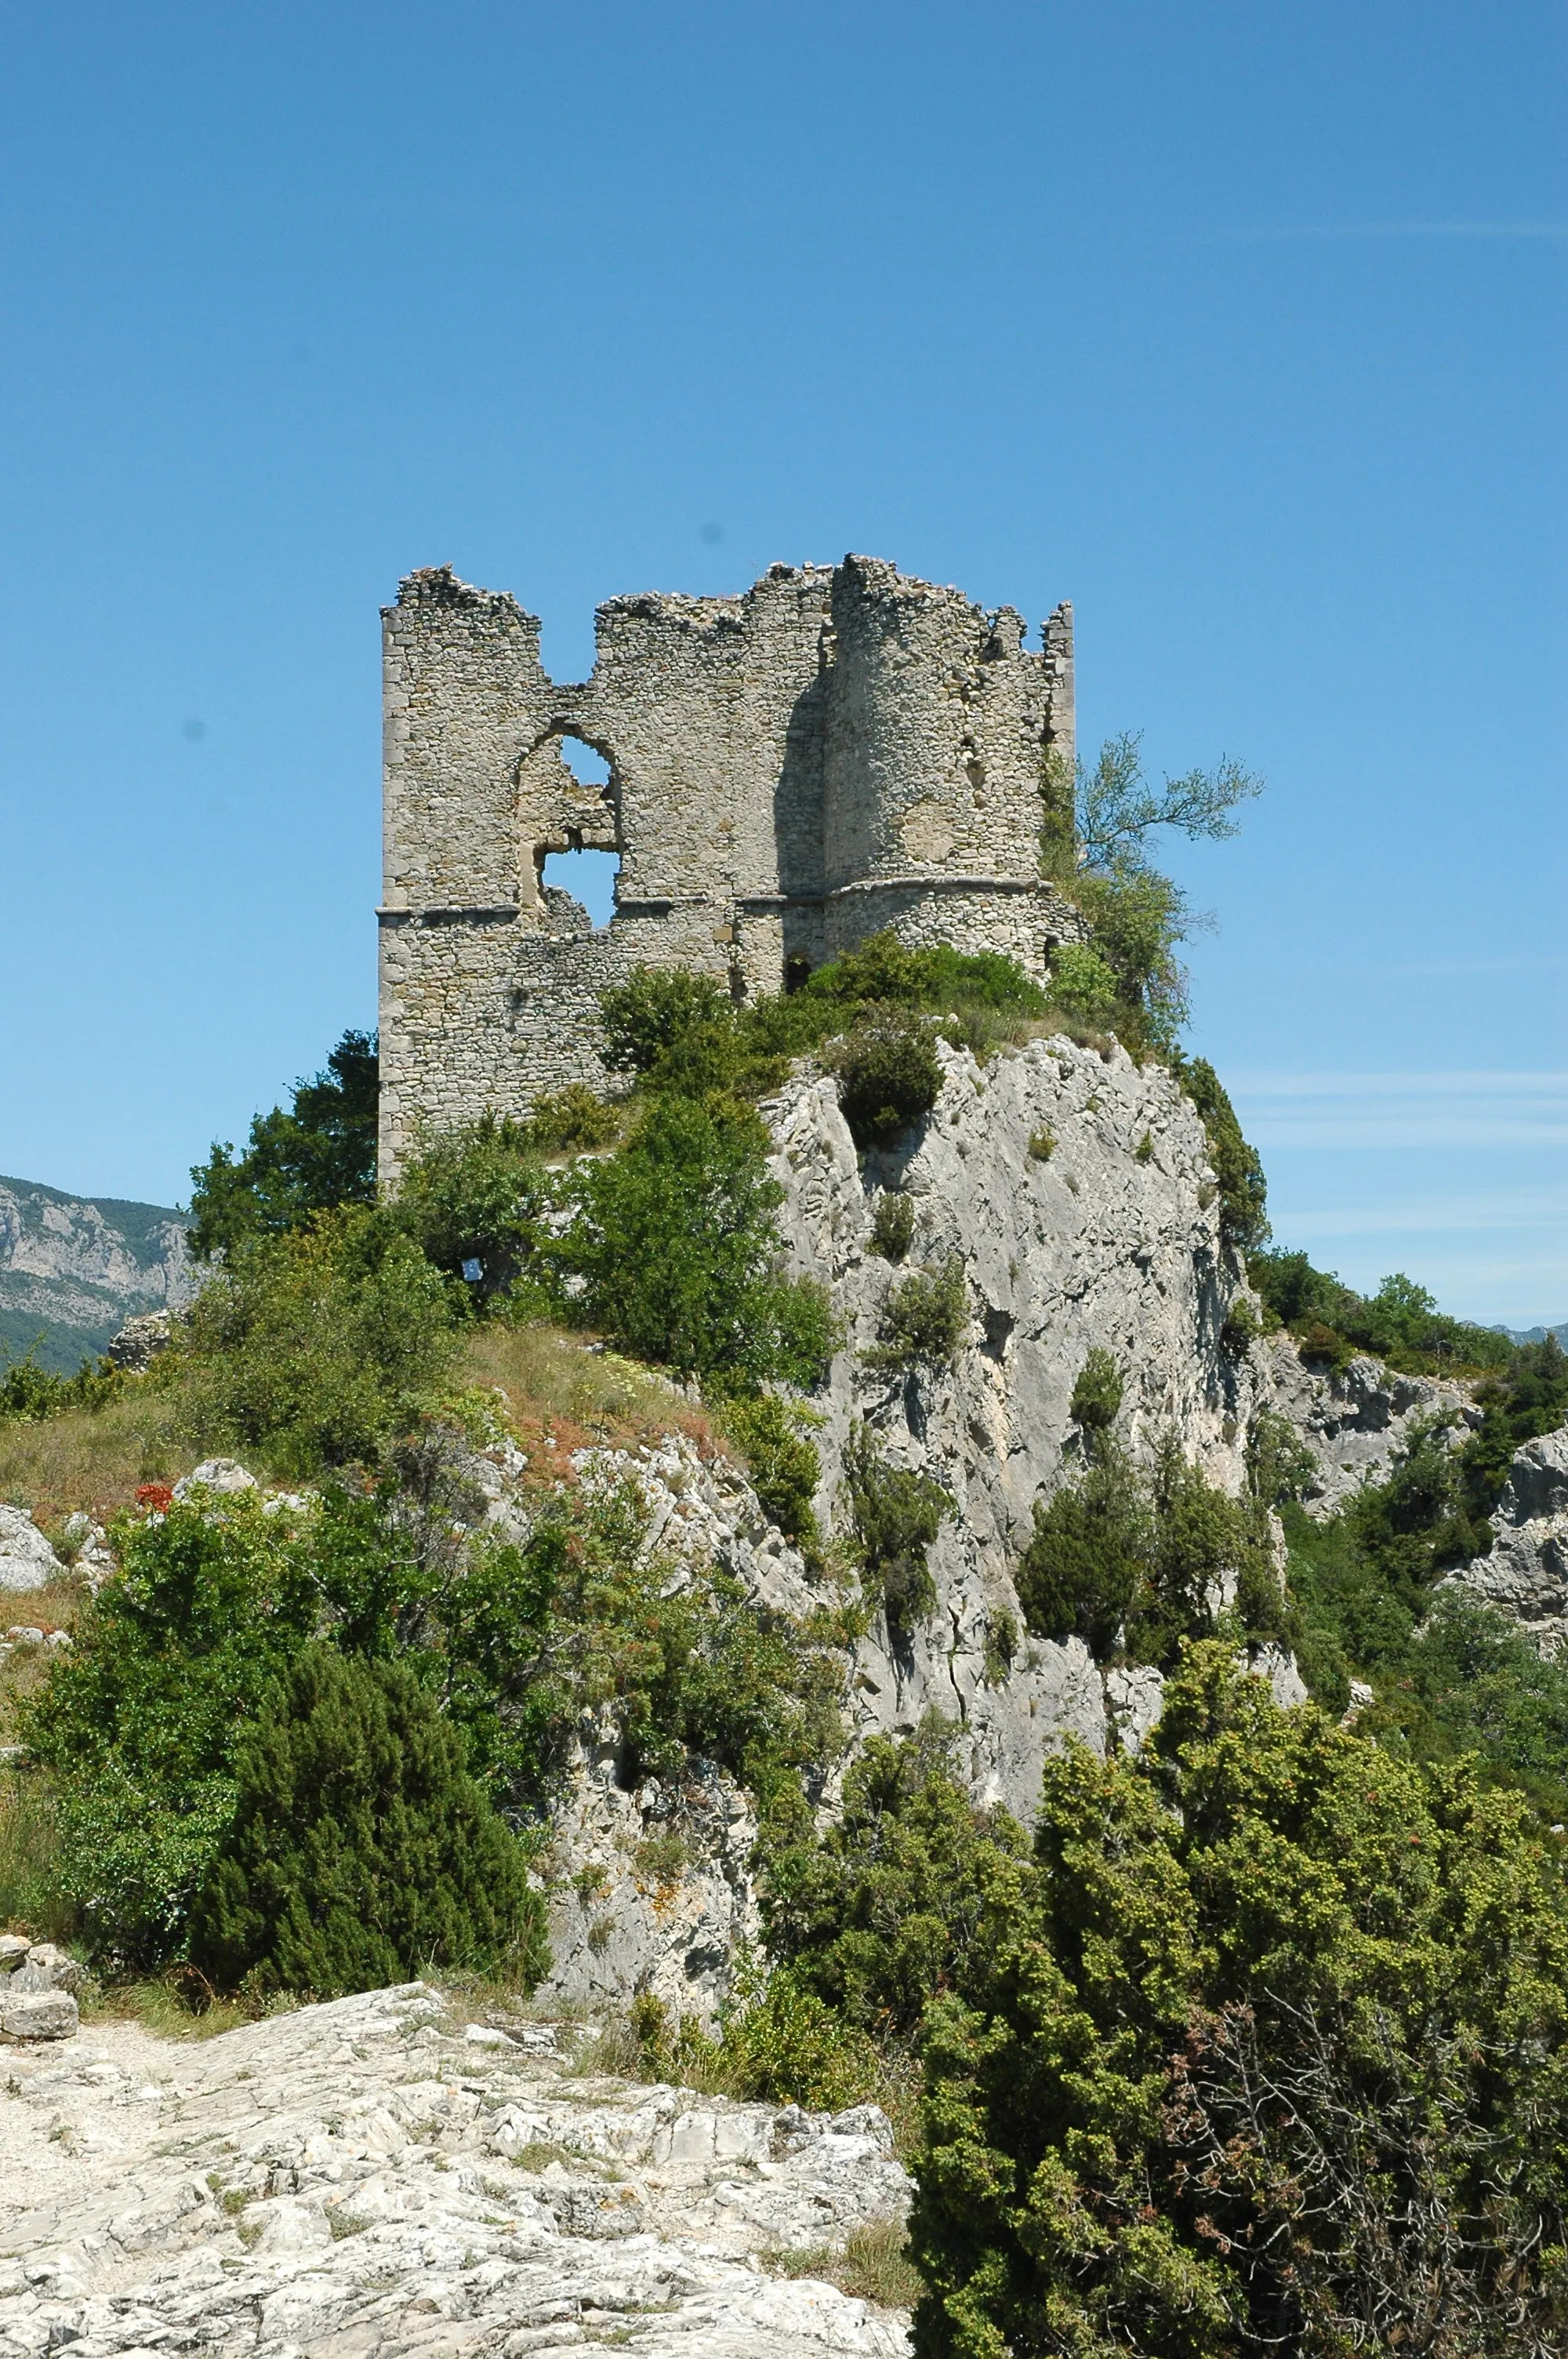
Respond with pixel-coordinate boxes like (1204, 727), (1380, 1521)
(538, 734), (620, 929)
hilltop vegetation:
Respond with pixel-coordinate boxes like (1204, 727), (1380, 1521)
(7, 754), (1568, 2346)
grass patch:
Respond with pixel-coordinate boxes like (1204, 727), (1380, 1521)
(0, 1383), (201, 1532)
(768, 2216), (923, 2310)
(86, 1969), (296, 2041)
(460, 1323), (715, 1468)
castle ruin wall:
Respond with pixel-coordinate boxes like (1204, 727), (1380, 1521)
(379, 556), (1084, 1177)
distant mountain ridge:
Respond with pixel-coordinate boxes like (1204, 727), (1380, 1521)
(1498, 1321), (1568, 1349)
(0, 1173), (198, 1375)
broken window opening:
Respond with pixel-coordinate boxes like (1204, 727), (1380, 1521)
(541, 845), (620, 928)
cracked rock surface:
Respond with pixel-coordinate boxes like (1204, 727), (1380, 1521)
(0, 1982), (911, 2359)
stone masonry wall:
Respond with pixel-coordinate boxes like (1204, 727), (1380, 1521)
(379, 556), (1084, 1176)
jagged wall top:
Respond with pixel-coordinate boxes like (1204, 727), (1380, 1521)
(378, 554), (1083, 1173)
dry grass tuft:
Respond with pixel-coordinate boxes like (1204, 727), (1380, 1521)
(768, 2215), (924, 2311)
(87, 1970), (299, 2041)
(0, 1382), (202, 1531)
(461, 1324), (717, 1474)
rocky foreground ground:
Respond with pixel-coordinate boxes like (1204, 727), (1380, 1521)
(0, 1983), (912, 2359)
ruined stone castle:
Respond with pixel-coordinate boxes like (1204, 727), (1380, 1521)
(378, 554), (1084, 1174)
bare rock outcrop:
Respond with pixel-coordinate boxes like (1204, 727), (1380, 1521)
(1258, 1334), (1478, 1519)
(768, 1036), (1269, 1822)
(0, 1504), (64, 1594)
(0, 1981), (911, 2359)
(1444, 1424), (1568, 1652)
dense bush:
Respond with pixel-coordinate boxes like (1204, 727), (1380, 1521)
(842, 1423), (950, 1631)
(1018, 1434), (1286, 1665)
(633, 1972), (885, 2114)
(0, 1349), (122, 1424)
(869, 1190), (916, 1262)
(561, 1092), (837, 1387)
(722, 1392), (822, 1552)
(866, 1256), (969, 1373)
(188, 1029), (379, 1259)
(1171, 1052), (1270, 1252)
(1252, 1245), (1516, 1378)
(189, 1647), (544, 1996)
(761, 1716), (1028, 2042)
(1068, 1345), (1122, 1432)
(23, 1492), (318, 1962)
(830, 1015), (944, 1147)
(175, 1207), (458, 1477)
(522, 1082), (623, 1151)
(909, 1645), (1568, 2359)
(390, 1114), (558, 1310)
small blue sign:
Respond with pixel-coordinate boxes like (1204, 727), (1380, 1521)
(462, 1258), (484, 1283)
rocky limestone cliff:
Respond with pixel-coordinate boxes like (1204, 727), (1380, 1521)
(768, 1035), (1293, 1819)
(1444, 1424), (1568, 1652)
(1257, 1332), (1479, 1519)
(0, 1174), (198, 1375)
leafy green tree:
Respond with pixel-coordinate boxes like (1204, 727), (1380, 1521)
(1040, 735), (1262, 1059)
(561, 1092), (837, 1387)
(910, 1644), (1568, 2359)
(187, 1030), (379, 1259)
(176, 1206), (458, 1477)
(867, 1256), (970, 1372)
(189, 1646), (544, 1996)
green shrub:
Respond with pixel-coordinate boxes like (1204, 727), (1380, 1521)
(722, 1394), (822, 1551)
(1016, 1438), (1149, 1656)
(1044, 941), (1121, 1027)
(1026, 1128), (1054, 1163)
(22, 1491), (319, 1964)
(190, 1647), (544, 1996)
(1220, 1293), (1261, 1357)
(832, 1016), (944, 1147)
(176, 1208), (458, 1477)
(561, 1094), (838, 1388)
(523, 1083), (623, 1152)
(761, 1717), (1028, 2041)
(869, 1190), (916, 1262)
(1068, 1345), (1122, 1433)
(598, 966), (733, 1077)
(0, 1349), (122, 1425)
(1134, 1129), (1154, 1163)
(866, 1256), (968, 1373)
(391, 1115), (560, 1310)
(842, 1423), (949, 1631)
(1245, 1406), (1319, 1508)
(1018, 1435), (1283, 1666)
(188, 1029), (379, 1261)
(909, 1645), (1568, 2359)
(1172, 1052), (1270, 1251)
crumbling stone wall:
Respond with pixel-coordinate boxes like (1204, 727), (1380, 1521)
(379, 554), (1083, 1175)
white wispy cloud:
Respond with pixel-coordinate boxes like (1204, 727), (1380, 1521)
(1227, 1071), (1568, 1151)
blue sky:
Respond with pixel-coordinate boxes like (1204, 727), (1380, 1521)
(2, 2), (1563, 1321)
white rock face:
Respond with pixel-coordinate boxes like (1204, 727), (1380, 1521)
(172, 1459), (260, 1501)
(1259, 1335), (1477, 1520)
(0, 1503), (64, 1593)
(0, 1982), (912, 2358)
(1446, 1424), (1568, 1651)
(767, 1038), (1260, 1823)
